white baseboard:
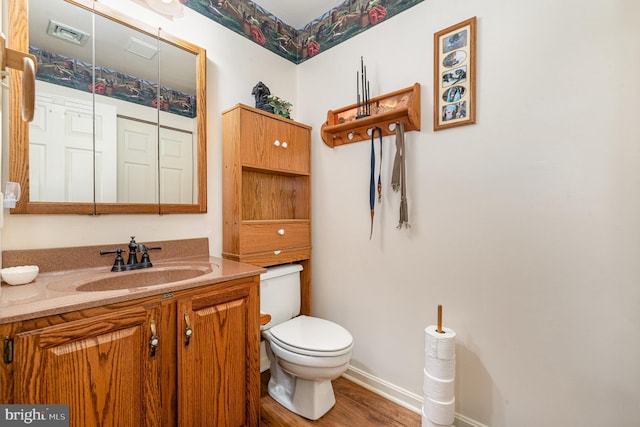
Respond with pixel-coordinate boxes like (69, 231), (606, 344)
(455, 413), (489, 427)
(342, 365), (488, 427)
(342, 365), (423, 413)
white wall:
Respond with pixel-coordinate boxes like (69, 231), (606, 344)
(3, 0), (640, 425)
(1, 0), (297, 256)
(296, 0), (640, 425)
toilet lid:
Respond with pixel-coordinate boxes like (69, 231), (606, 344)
(269, 315), (353, 353)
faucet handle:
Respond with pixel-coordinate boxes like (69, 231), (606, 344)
(137, 243), (162, 253)
(100, 248), (126, 272)
(138, 245), (161, 267)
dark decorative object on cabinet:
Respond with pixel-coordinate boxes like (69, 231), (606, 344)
(252, 81), (274, 114)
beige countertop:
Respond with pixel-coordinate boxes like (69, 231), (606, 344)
(0, 238), (266, 325)
(0, 256), (265, 324)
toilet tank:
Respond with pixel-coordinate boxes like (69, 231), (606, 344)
(260, 263), (303, 329)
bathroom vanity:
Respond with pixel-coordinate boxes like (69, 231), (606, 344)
(0, 238), (264, 426)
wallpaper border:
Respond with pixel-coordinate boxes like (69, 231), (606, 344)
(183, 0), (424, 64)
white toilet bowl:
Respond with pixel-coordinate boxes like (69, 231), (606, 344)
(262, 315), (353, 420)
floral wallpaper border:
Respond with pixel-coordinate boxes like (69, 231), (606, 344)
(30, 46), (197, 118)
(183, 0), (424, 64)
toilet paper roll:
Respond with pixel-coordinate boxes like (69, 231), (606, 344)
(421, 409), (452, 427)
(423, 396), (455, 426)
(425, 325), (456, 360)
(424, 352), (456, 380)
(423, 368), (455, 402)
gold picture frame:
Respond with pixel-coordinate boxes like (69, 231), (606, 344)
(434, 17), (476, 131)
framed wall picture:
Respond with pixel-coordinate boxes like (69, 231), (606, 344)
(434, 17), (476, 131)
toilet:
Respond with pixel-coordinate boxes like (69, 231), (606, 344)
(260, 263), (353, 420)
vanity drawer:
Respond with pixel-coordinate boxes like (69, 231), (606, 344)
(240, 221), (310, 254)
(238, 247), (311, 268)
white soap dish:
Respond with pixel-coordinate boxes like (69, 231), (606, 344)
(1, 265), (39, 286)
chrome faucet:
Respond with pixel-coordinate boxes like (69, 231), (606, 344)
(100, 236), (162, 272)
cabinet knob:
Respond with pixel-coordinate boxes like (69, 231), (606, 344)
(273, 250), (281, 255)
(281, 142), (288, 149)
(273, 140), (280, 147)
(278, 229), (285, 236)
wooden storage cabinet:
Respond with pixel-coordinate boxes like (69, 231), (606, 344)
(239, 110), (310, 174)
(0, 277), (260, 427)
(222, 104), (312, 314)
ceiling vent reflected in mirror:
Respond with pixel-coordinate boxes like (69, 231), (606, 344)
(46, 19), (90, 46)
(135, 0), (184, 19)
(125, 37), (158, 60)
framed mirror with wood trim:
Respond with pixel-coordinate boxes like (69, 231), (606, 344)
(8, 0), (207, 214)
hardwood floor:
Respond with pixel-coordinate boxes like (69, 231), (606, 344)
(260, 371), (422, 426)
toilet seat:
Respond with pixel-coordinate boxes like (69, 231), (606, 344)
(268, 315), (353, 357)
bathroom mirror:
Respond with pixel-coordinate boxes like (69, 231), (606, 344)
(8, 0), (207, 214)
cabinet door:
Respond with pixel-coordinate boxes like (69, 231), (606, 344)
(240, 109), (310, 174)
(281, 124), (311, 173)
(177, 281), (259, 427)
(13, 306), (161, 427)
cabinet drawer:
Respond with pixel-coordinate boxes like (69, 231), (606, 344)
(240, 109), (310, 174)
(240, 222), (310, 254)
(239, 247), (311, 267)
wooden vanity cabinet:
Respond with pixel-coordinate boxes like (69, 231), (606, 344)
(222, 104), (312, 314)
(177, 281), (260, 426)
(12, 304), (162, 427)
(0, 277), (260, 427)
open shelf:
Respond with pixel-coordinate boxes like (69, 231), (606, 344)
(241, 169), (310, 220)
(320, 83), (421, 148)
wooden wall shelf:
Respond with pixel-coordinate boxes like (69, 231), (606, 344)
(321, 83), (421, 148)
